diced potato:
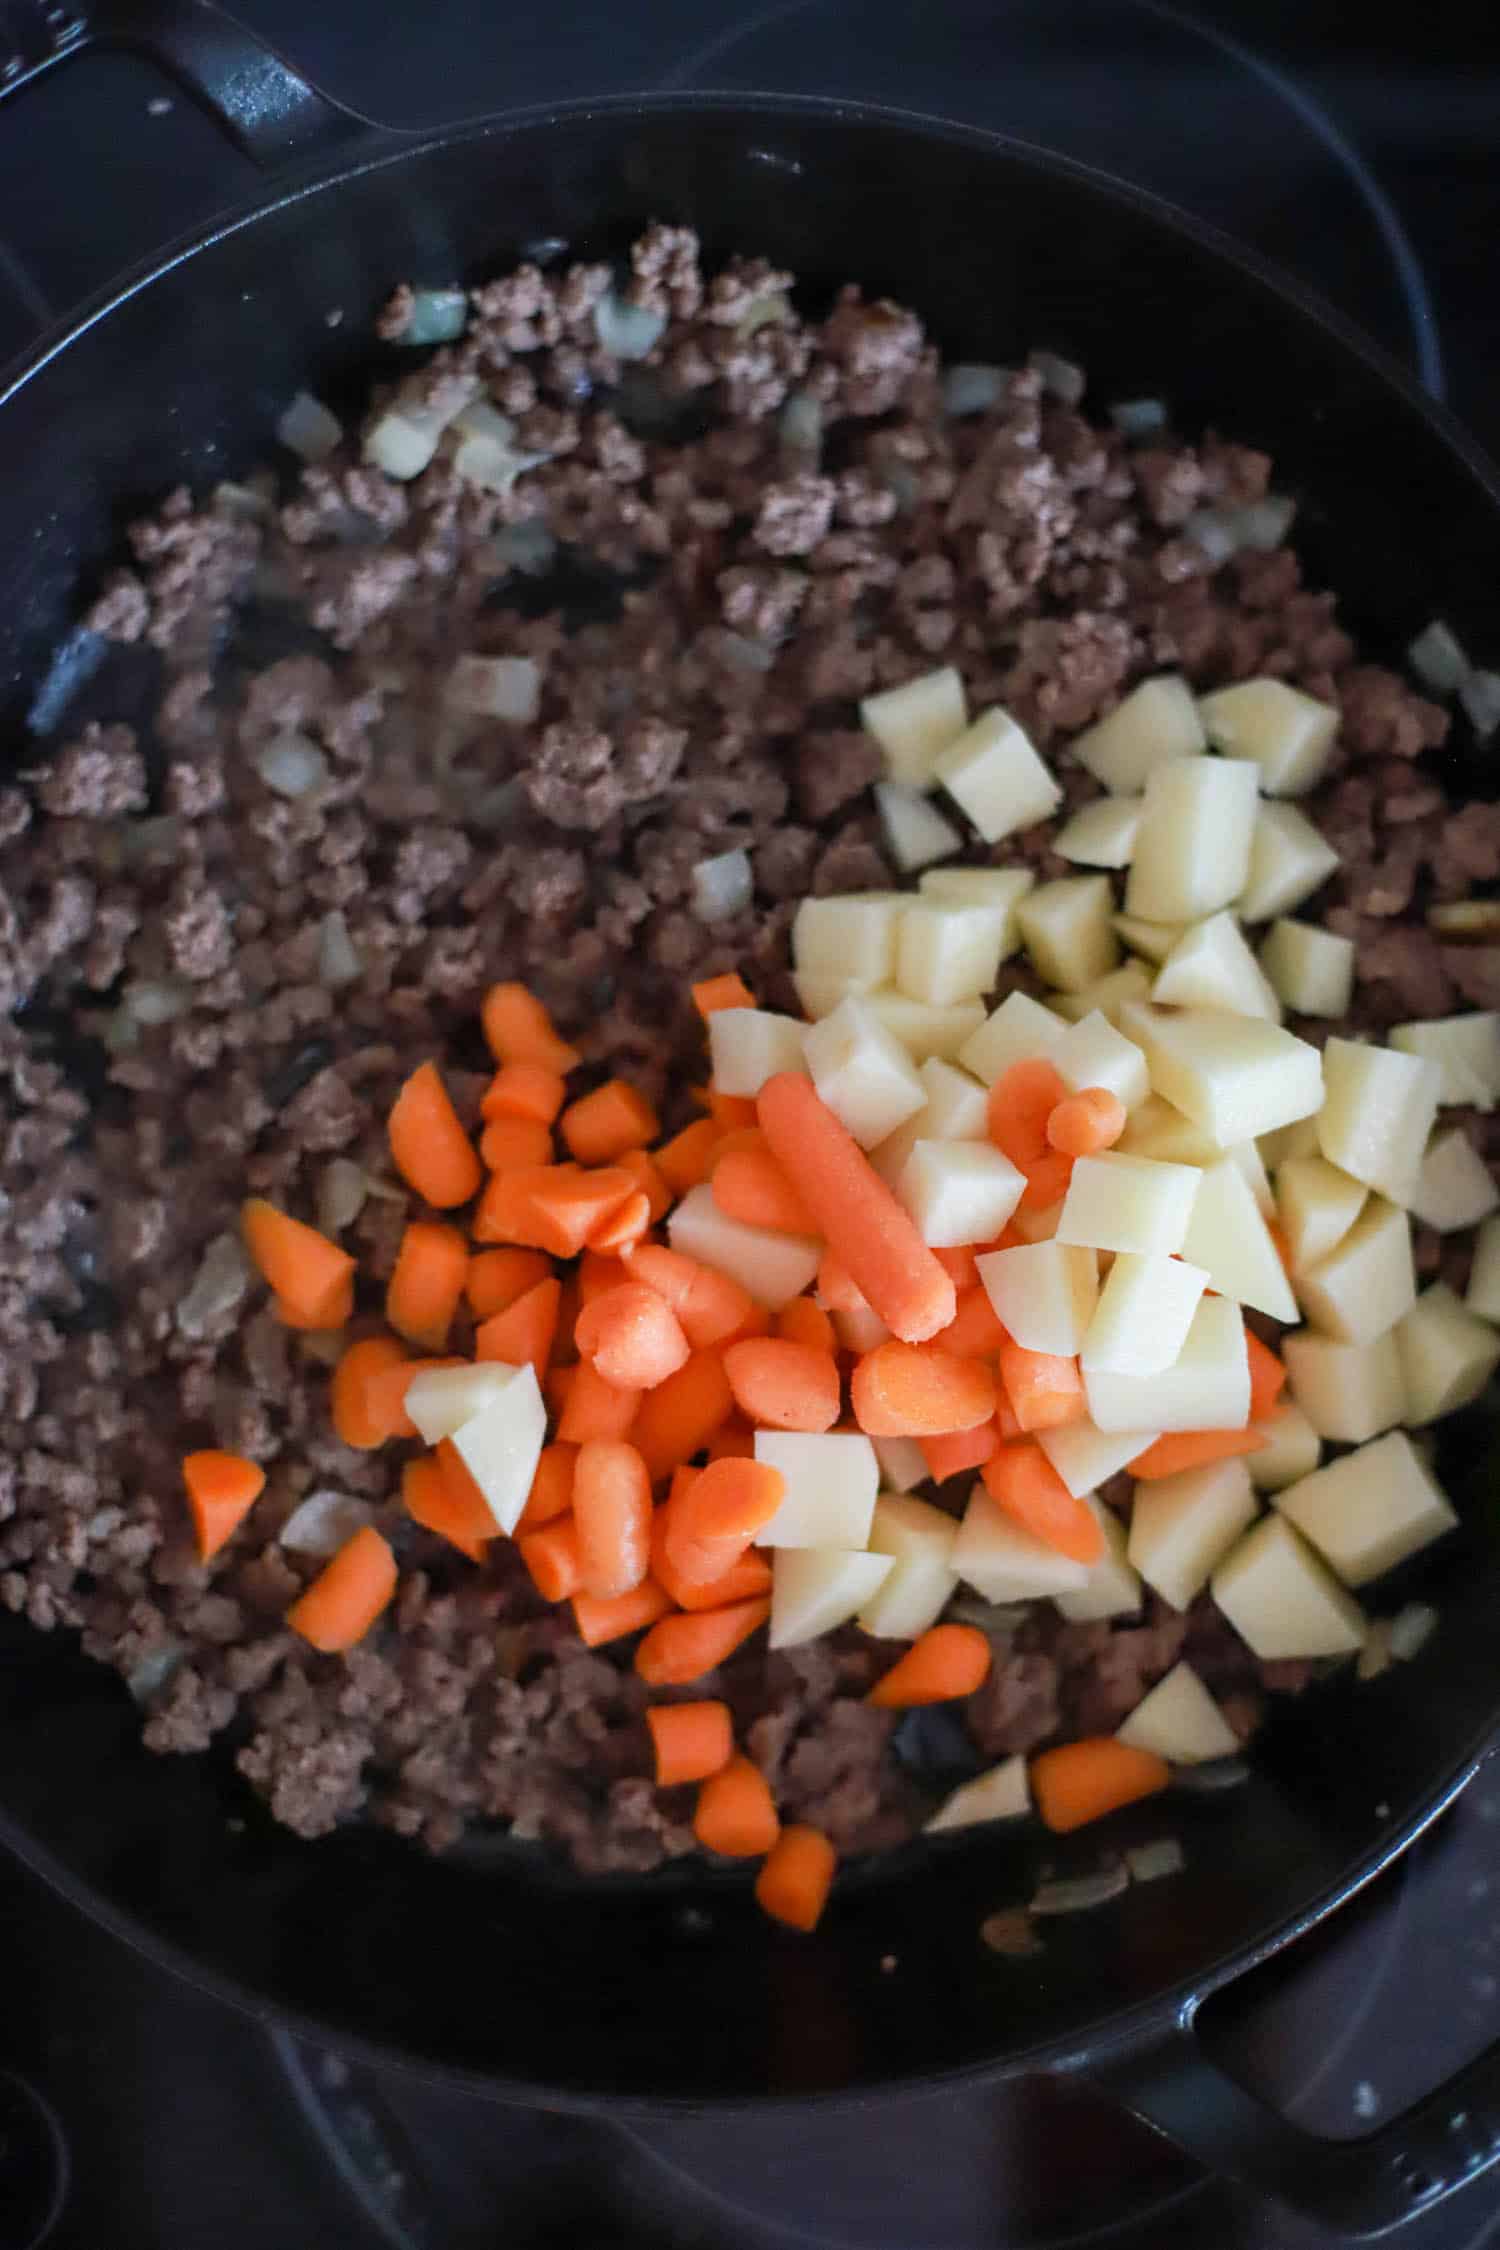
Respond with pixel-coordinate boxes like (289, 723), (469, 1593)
(1082, 1252), (1209, 1375)
(1275, 1155), (1368, 1271)
(795, 972), (876, 1021)
(754, 1431), (881, 1549)
(1124, 1003), (1324, 1147)
(1054, 1497), (1144, 1620)
(1317, 1039), (1442, 1207)
(804, 996), (926, 1147)
(919, 865), (1035, 959)
(860, 665), (968, 787)
(770, 1548), (895, 1649)
(1117, 1094), (1224, 1166)
(1056, 1151), (1201, 1257)
(1247, 1400), (1323, 1491)
(1410, 1128), (1500, 1233)
(1467, 1214), (1500, 1322)
(1124, 756), (1260, 924)
(1227, 1136), (1275, 1219)
(1085, 1295), (1250, 1433)
(870, 1056), (989, 1182)
(709, 1007), (808, 1098)
(977, 1241), (1099, 1353)
(1282, 1329), (1406, 1444)
(1047, 961), (1155, 1027)
(1113, 911), (1187, 964)
(406, 1362), (527, 1446)
(792, 894), (901, 988)
(1117, 1661), (1241, 1763)
(1048, 1010), (1150, 1111)
(1015, 875), (1119, 993)
(896, 899), (1010, 1006)
(871, 1436), (929, 1493)
(1258, 919), (1355, 1018)
(1212, 1515), (1366, 1658)
(668, 1184), (821, 1310)
(1396, 1283), (1500, 1427)
(898, 1140), (1026, 1247)
(951, 1488), (1091, 1602)
(1072, 674), (1205, 794)
(860, 1493), (962, 1639)
(933, 706), (1062, 841)
(1259, 1114), (1322, 1171)
(1128, 1457), (1259, 1610)
(1182, 1157), (1299, 1323)
(1152, 911), (1281, 1021)
(1274, 1430), (1457, 1585)
(1235, 803), (1340, 923)
(875, 782), (962, 873)
(1295, 1197), (1415, 1346)
(443, 1363), (547, 1534)
(860, 991), (987, 1064)
(1198, 678), (1338, 795)
(1054, 797), (1142, 868)
(925, 1755), (1031, 1833)
(958, 990), (1063, 1086)
(1390, 1014), (1500, 1112)
(1039, 1422), (1162, 1499)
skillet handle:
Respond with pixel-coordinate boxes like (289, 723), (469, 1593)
(0, 0), (373, 164)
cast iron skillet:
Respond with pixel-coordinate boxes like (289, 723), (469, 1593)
(1, 3), (1498, 2234)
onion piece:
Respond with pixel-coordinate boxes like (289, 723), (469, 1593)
(779, 392), (824, 459)
(124, 978), (191, 1026)
(317, 1157), (368, 1234)
(363, 371), (481, 482)
(1236, 495), (1296, 551)
(316, 909), (361, 991)
(1033, 351), (1086, 405)
(1030, 1864), (1129, 1914)
(400, 288), (468, 347)
(127, 1641), (185, 1705)
(444, 654), (541, 722)
(691, 848), (753, 923)
(594, 291), (668, 361)
(276, 391), (343, 462)
(450, 399), (551, 494)
(255, 731), (329, 799)
(1389, 1601), (1437, 1662)
(1460, 668), (1500, 738)
(491, 520), (558, 575)
(176, 1231), (251, 1340)
(280, 1490), (374, 1558)
(1124, 1837), (1184, 1884)
(941, 363), (1008, 417)
(1109, 398), (1168, 439)
(1408, 619), (1471, 695)
(212, 479), (272, 522)
(1184, 508), (1242, 565)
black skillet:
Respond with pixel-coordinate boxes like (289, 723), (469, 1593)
(1, 4), (1498, 2235)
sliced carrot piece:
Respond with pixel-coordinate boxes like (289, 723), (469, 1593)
(434, 1438), (503, 1543)
(713, 1142), (819, 1236)
(545, 1363), (576, 1419)
(663, 1455), (786, 1586)
(987, 1058), (1070, 1170)
(285, 1525), (397, 1653)
(756, 1825), (837, 1932)
(519, 1441), (577, 1532)
(933, 1245), (980, 1290)
(723, 1337), (841, 1432)
(480, 982), (580, 1073)
(273, 1277), (354, 1331)
(466, 1246), (551, 1321)
(519, 1516), (584, 1603)
(996, 1340), (1087, 1433)
(705, 1087), (758, 1131)
(578, 1250), (630, 1305)
(633, 1350), (736, 1483)
(1019, 1149), (1076, 1214)
(707, 1417), (757, 1460)
(1246, 1330), (1287, 1422)
(982, 1442), (1104, 1563)
(586, 1188), (653, 1254)
(617, 1147), (672, 1222)
(936, 1286), (1008, 1359)
(776, 1296), (837, 1356)
(650, 1504), (773, 1611)
(473, 1275), (560, 1375)
(646, 1700), (735, 1787)
(479, 1116), (555, 1173)
(1031, 1738), (1170, 1833)
(851, 1341), (995, 1438)
(330, 1336), (409, 1451)
(656, 1118), (721, 1197)
(693, 1754), (780, 1856)
(1047, 1086), (1127, 1157)
(571, 1578), (674, 1647)
(473, 1163), (635, 1257)
(626, 1242), (755, 1352)
(922, 1421), (998, 1481)
(635, 1597), (771, 1686)
(402, 1453), (492, 1564)
(385, 1220), (468, 1351)
(481, 1060), (567, 1125)
(387, 1060), (482, 1210)
(556, 1359), (641, 1445)
(560, 1080), (660, 1166)
(1128, 1428), (1266, 1480)
(815, 1251), (867, 1314)
(867, 1623), (992, 1708)
(692, 972), (755, 1018)
(182, 1449), (265, 1562)
(575, 1283), (691, 1391)
(241, 1198), (355, 1327)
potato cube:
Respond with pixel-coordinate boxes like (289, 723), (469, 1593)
(1125, 756), (1260, 924)
(1039, 1423), (1162, 1499)
(860, 1493), (962, 1639)
(870, 1056), (989, 1181)
(1072, 673), (1205, 794)
(896, 898), (1011, 1006)
(871, 1436), (929, 1493)
(1259, 919), (1355, 1018)
(1082, 1252), (1209, 1375)
(1467, 1214), (1500, 1323)
(1317, 1039), (1441, 1207)
(1128, 1456), (1259, 1610)
(1113, 911), (1187, 964)
(804, 996), (926, 1147)
(668, 1184), (821, 1309)
(1056, 1151), (1200, 1256)
(1182, 1157), (1298, 1322)
(1391, 1013), (1500, 1111)
(794, 972), (875, 1020)
(897, 1140), (1027, 1247)
(875, 782), (962, 873)
(1085, 1295), (1250, 1433)
(1055, 1497), (1144, 1620)
(1117, 1094), (1224, 1166)
(1227, 1136), (1275, 1218)
(406, 1362), (527, 1446)
(443, 1363), (547, 1534)
(860, 991), (987, 1063)
(1054, 796), (1142, 868)
(1015, 875), (1120, 992)
(951, 1487), (1091, 1602)
(1152, 911), (1282, 1021)
(1410, 1128), (1500, 1233)
(1274, 1429), (1457, 1584)
(1235, 803), (1340, 922)
(925, 1755), (1031, 1832)
(709, 1007), (808, 1098)
(1047, 961), (1155, 1027)
(958, 990), (1063, 1086)
(977, 1240), (1099, 1353)
(1260, 1115), (1322, 1171)
(1049, 1010), (1150, 1111)
(1116, 1661), (1241, 1763)
(1247, 1400), (1323, 1491)
(933, 706), (1062, 841)
(754, 1430), (880, 1549)
(792, 894), (902, 988)
(919, 865), (1034, 958)
(1295, 1197), (1415, 1345)
(1282, 1329), (1406, 1444)
(1212, 1515), (1366, 1658)
(1124, 1003), (1324, 1147)
(1396, 1283), (1500, 1427)
(770, 1548), (894, 1649)
(1198, 677), (1338, 795)
(860, 665), (967, 787)
(1275, 1155), (1368, 1272)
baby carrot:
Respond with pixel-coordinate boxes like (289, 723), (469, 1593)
(982, 1442), (1104, 1564)
(479, 1117), (554, 1173)
(693, 1754), (780, 1856)
(755, 1825), (837, 1933)
(936, 1286), (1008, 1359)
(1047, 1086), (1127, 1157)
(481, 1060), (567, 1125)
(241, 1198), (355, 1327)
(933, 1245), (980, 1291)
(776, 1296), (837, 1356)
(385, 1220), (468, 1350)
(475, 1275), (561, 1376)
(1246, 1330), (1287, 1421)
(274, 1279), (354, 1332)
(587, 1188), (653, 1254)
(480, 982), (580, 1073)
(851, 1341), (996, 1438)
(921, 1422), (998, 1481)
(1031, 1738), (1170, 1833)
(723, 1337), (841, 1433)
(466, 1246), (551, 1321)
(663, 1455), (786, 1586)
(692, 972), (755, 1018)
(182, 1449), (265, 1562)
(553, 1272), (581, 1363)
(402, 1454), (492, 1564)
(579, 1250), (631, 1305)
(815, 1251), (867, 1314)
(573, 1440), (654, 1601)
(996, 1341), (1087, 1433)
(330, 1336), (409, 1451)
(758, 1074), (956, 1344)
(575, 1283), (691, 1391)
(1128, 1429), (1265, 1480)
(571, 1578), (674, 1647)
(625, 1243), (755, 1351)
(635, 1597), (771, 1686)
(473, 1163), (635, 1256)
(519, 1441), (578, 1532)
(632, 1350), (735, 1482)
(561, 1080), (660, 1166)
(617, 1147), (672, 1222)
(646, 1700), (735, 1787)
(712, 1143), (818, 1236)
(656, 1118), (721, 1197)
(987, 1058), (1070, 1170)
(867, 1623), (992, 1708)
(286, 1525), (397, 1653)
(519, 1515), (585, 1603)
(703, 1087), (758, 1131)
(1019, 1150), (1075, 1214)
(650, 1507), (774, 1611)
(706, 1418), (756, 1460)
(387, 1060), (482, 1210)
(557, 1360), (641, 1445)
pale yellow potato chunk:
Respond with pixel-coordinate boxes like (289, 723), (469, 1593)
(875, 782), (962, 873)
(1235, 802), (1340, 922)
(1258, 918), (1354, 1017)
(1113, 910), (1187, 964)
(1247, 1400), (1323, 1491)
(1395, 1283), (1500, 1427)
(958, 990), (1063, 1086)
(919, 865), (1034, 958)
(1048, 1009), (1150, 1110)
(1117, 1661), (1241, 1763)
(1409, 1128), (1500, 1233)
(792, 893), (902, 987)
(1282, 1329), (1406, 1445)
(1181, 1157), (1299, 1323)
(1275, 1154), (1368, 1272)
(1316, 1039), (1442, 1207)
(1197, 677), (1339, 795)
(860, 1494), (962, 1640)
(1467, 1215), (1500, 1323)
(1082, 1251), (1209, 1376)
(1128, 1457), (1259, 1611)
(1054, 1499), (1144, 1621)
(709, 1006), (808, 1097)
(1085, 1295), (1250, 1433)
(804, 996), (927, 1146)
(926, 1756), (1031, 1833)
(1125, 756), (1260, 923)
(1071, 673), (1205, 794)
(977, 1240), (1099, 1354)
(1390, 1013), (1500, 1111)
(896, 897), (1011, 1006)
(1056, 1151), (1201, 1256)
(1054, 796), (1142, 868)
(1015, 875), (1120, 992)
(770, 1549), (894, 1649)
(1274, 1430), (1457, 1585)
(1124, 1003), (1324, 1146)
(933, 706), (1062, 841)
(952, 1489), (1091, 1603)
(1294, 1197), (1415, 1346)
(1153, 911), (1282, 1021)
(1211, 1515), (1366, 1659)
(860, 665), (967, 787)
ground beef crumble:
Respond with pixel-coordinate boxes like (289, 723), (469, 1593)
(0, 224), (1485, 1873)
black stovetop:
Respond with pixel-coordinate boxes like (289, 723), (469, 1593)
(2, 6), (1499, 2247)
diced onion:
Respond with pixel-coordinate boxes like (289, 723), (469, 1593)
(1030, 1865), (1129, 1914)
(1389, 1601), (1437, 1661)
(1460, 668), (1500, 738)
(1184, 508), (1242, 565)
(255, 731), (329, 798)
(1235, 495), (1296, 551)
(1109, 398), (1168, 439)
(124, 978), (191, 1026)
(211, 480), (272, 522)
(491, 521), (558, 575)
(280, 1489), (373, 1557)
(1033, 351), (1085, 405)
(1408, 619), (1471, 694)
(444, 654), (541, 722)
(400, 288), (468, 347)
(594, 291), (668, 361)
(691, 848), (753, 922)
(779, 392), (824, 458)
(176, 1231), (250, 1339)
(1124, 1837), (1184, 1884)
(317, 1156), (368, 1234)
(363, 409), (443, 480)
(127, 1641), (185, 1704)
(449, 399), (550, 495)
(316, 909), (361, 989)
(276, 390), (343, 462)
(941, 363), (1008, 417)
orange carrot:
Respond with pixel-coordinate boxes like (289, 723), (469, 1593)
(851, 1341), (995, 1438)
(650, 1505), (773, 1611)
(475, 1275), (561, 1376)
(182, 1449), (265, 1562)
(692, 972), (755, 1018)
(987, 1058), (1070, 1170)
(1019, 1150), (1076, 1214)
(481, 1060), (567, 1125)
(359, 1353), (463, 1443)
(552, 1274), (581, 1363)
(1031, 1738), (1171, 1833)
(402, 1454), (492, 1564)
(480, 982), (580, 1073)
(994, 1385), (1025, 1443)
(1128, 1428), (1265, 1480)
(434, 1438), (503, 1542)
(1246, 1330), (1287, 1421)
(330, 1336), (409, 1451)
(571, 1578), (674, 1647)
(557, 1360), (641, 1445)
(578, 1250), (630, 1305)
(868, 1623), (992, 1708)
(519, 1515), (585, 1602)
(633, 1349), (736, 1482)
(703, 1125), (765, 1175)
(625, 1243), (754, 1351)
(922, 1421), (998, 1480)
(479, 1117), (555, 1173)
(704, 1087), (758, 1131)
(655, 1118), (722, 1197)
(561, 1080), (660, 1166)
(520, 1441), (578, 1531)
(758, 1074), (956, 1344)
(721, 1336), (840, 1432)
(545, 1363), (577, 1418)
(707, 1417), (756, 1460)
(815, 1251), (867, 1314)
(635, 1597), (771, 1686)
(937, 1286), (1008, 1359)
(285, 1525), (397, 1652)
(241, 1198), (355, 1327)
(617, 1147), (672, 1222)
(387, 1061), (482, 1210)
(996, 1341), (1087, 1433)
(934, 1245), (980, 1291)
(273, 1279), (354, 1332)
(572, 1440), (654, 1601)
(755, 1825), (837, 1932)
(646, 1699), (735, 1786)
(776, 1296), (837, 1356)
(587, 1188), (653, 1254)
(982, 1442), (1104, 1564)
(712, 1142), (819, 1236)
(575, 1283), (691, 1391)
(663, 1455), (786, 1586)
(1047, 1086), (1127, 1157)
(466, 1246), (551, 1321)
(385, 1220), (469, 1351)
(693, 1754), (780, 1856)
(473, 1163), (635, 1256)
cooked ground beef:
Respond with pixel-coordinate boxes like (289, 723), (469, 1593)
(0, 225), (1487, 1871)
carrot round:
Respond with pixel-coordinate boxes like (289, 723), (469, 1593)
(575, 1283), (691, 1391)
(402, 1454), (492, 1564)
(1128, 1428), (1265, 1480)
(573, 1440), (654, 1601)
(867, 1623), (992, 1708)
(757, 1073), (956, 1344)
(663, 1455), (786, 1586)
(851, 1341), (995, 1438)
(650, 1505), (774, 1612)
(987, 1058), (1070, 1170)
(571, 1578), (674, 1647)
(712, 1143), (818, 1236)
(936, 1286), (1008, 1359)
(635, 1596), (771, 1686)
(692, 972), (756, 1018)
(656, 1118), (721, 1197)
(997, 1340), (1087, 1433)
(387, 1061), (482, 1210)
(466, 1246), (551, 1321)
(755, 1824), (837, 1932)
(479, 1117), (555, 1173)
(1246, 1330), (1287, 1421)
(632, 1349), (735, 1482)
(693, 1754), (781, 1857)
(1031, 1738), (1171, 1833)
(922, 1421), (998, 1481)
(556, 1359), (641, 1446)
(519, 1515), (585, 1603)
(1047, 1086), (1127, 1157)
(646, 1699), (735, 1786)
(776, 1296), (837, 1356)
(482, 1060), (567, 1125)
(561, 1079), (660, 1166)
(385, 1220), (469, 1351)
(475, 1275), (561, 1376)
(519, 1441), (578, 1532)
(982, 1442), (1104, 1564)
(330, 1336), (409, 1451)
(723, 1337), (841, 1433)
(182, 1449), (265, 1562)
(241, 1198), (355, 1327)
(626, 1242), (755, 1352)
(285, 1525), (397, 1653)
(481, 982), (580, 1073)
